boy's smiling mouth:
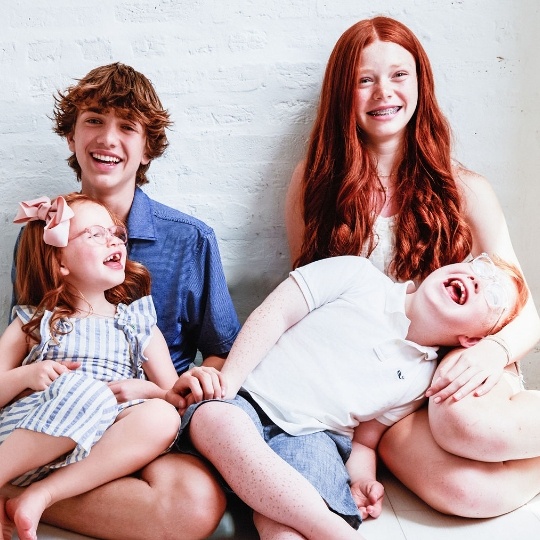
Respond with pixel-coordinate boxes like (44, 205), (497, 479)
(92, 153), (121, 164)
(445, 278), (467, 305)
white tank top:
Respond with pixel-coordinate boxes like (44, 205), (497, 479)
(363, 215), (396, 278)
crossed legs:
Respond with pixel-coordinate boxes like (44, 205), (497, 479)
(379, 370), (540, 517)
(188, 401), (363, 540)
(1, 399), (180, 540)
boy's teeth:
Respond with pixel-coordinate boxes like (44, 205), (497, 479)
(448, 279), (466, 305)
(93, 153), (120, 163)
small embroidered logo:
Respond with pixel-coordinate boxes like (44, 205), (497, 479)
(397, 370), (404, 380)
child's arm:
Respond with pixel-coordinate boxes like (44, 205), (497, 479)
(0, 318), (80, 408)
(166, 276), (309, 409)
(108, 326), (179, 402)
(347, 419), (389, 520)
(218, 276), (309, 398)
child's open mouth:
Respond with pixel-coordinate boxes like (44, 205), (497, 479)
(445, 278), (467, 305)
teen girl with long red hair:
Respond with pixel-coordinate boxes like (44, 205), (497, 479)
(286, 16), (540, 518)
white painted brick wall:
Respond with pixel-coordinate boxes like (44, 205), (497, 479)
(1, 0), (539, 383)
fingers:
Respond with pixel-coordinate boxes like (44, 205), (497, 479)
(165, 388), (187, 410)
(364, 482), (384, 518)
(181, 367), (225, 402)
(428, 368), (501, 403)
(353, 481), (385, 520)
(59, 361), (82, 370)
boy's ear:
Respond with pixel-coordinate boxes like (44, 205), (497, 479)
(457, 335), (482, 348)
(67, 133), (75, 152)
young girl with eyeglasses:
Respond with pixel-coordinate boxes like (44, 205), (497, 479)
(0, 192), (180, 540)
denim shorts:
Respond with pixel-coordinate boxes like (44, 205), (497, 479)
(175, 390), (362, 529)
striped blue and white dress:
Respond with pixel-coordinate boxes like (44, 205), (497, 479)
(0, 295), (156, 486)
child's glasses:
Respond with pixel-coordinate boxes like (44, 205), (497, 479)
(69, 225), (128, 245)
(470, 253), (509, 334)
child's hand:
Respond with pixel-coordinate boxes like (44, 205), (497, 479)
(26, 360), (80, 391)
(350, 479), (384, 520)
(108, 379), (163, 402)
(165, 366), (226, 413)
(425, 341), (507, 403)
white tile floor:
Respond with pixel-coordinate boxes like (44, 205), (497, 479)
(14, 466), (540, 540)
(360, 467), (540, 540)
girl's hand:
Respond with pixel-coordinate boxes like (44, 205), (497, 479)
(108, 379), (164, 402)
(350, 479), (385, 520)
(425, 341), (508, 403)
(26, 360), (80, 391)
(165, 366), (226, 413)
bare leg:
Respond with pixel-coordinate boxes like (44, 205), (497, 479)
(6, 399), (179, 540)
(190, 402), (364, 540)
(0, 496), (14, 540)
(379, 407), (540, 517)
(429, 371), (540, 461)
(0, 429), (76, 540)
(254, 512), (307, 539)
(1, 452), (228, 540)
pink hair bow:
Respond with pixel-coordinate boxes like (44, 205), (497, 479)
(14, 196), (75, 247)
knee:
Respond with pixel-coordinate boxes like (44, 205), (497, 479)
(141, 453), (226, 540)
(419, 466), (514, 518)
(428, 398), (507, 459)
(428, 398), (473, 453)
(139, 399), (181, 445)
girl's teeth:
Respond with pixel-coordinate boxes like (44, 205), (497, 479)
(369, 107), (400, 116)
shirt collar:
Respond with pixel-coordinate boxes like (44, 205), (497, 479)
(126, 187), (157, 241)
(385, 281), (412, 324)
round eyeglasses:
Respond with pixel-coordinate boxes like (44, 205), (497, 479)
(470, 252), (509, 334)
(69, 225), (128, 245)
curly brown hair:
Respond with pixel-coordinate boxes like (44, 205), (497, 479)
(15, 193), (151, 341)
(53, 63), (172, 186)
(297, 17), (472, 282)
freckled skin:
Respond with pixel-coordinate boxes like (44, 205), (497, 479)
(189, 403), (366, 539)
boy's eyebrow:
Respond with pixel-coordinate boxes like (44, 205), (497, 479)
(81, 106), (107, 114)
(81, 106), (138, 122)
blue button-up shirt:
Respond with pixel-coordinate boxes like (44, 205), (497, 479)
(125, 188), (240, 374)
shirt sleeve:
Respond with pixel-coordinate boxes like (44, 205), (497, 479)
(116, 295), (157, 364)
(290, 256), (376, 312)
(188, 231), (240, 360)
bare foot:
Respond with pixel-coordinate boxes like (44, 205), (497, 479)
(5, 488), (51, 540)
(0, 497), (15, 540)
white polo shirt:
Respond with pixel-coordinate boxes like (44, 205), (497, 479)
(243, 256), (438, 438)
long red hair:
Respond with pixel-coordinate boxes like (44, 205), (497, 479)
(297, 16), (472, 281)
(15, 193), (151, 340)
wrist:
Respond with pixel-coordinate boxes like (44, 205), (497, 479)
(482, 335), (512, 366)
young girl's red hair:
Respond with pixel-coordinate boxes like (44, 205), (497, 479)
(297, 16), (472, 281)
(15, 193), (151, 340)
